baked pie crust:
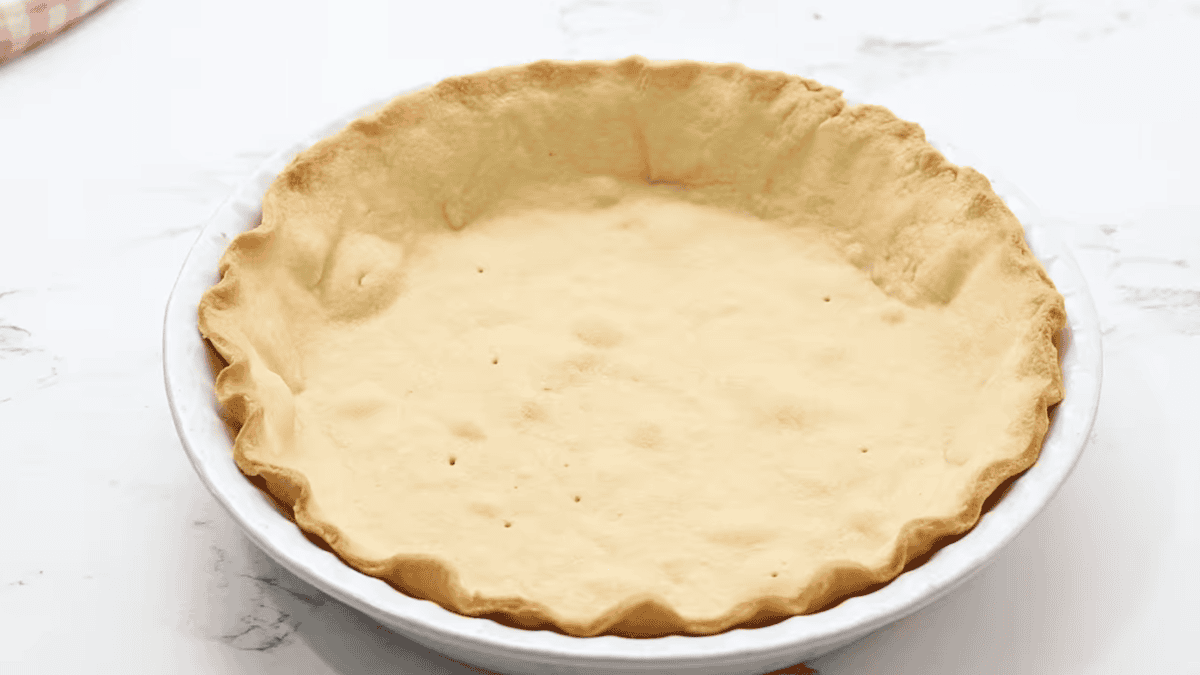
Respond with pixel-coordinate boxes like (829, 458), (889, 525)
(199, 57), (1065, 638)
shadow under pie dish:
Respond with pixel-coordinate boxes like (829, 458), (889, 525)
(172, 57), (1100, 667)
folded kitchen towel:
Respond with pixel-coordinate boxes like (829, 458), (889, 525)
(0, 0), (113, 65)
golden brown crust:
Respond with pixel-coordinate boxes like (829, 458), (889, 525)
(199, 57), (1065, 638)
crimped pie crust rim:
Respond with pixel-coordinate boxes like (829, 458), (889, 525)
(180, 57), (1099, 648)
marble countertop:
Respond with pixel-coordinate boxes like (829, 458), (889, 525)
(1, 1), (1197, 673)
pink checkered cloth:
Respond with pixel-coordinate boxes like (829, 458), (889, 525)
(0, 0), (113, 64)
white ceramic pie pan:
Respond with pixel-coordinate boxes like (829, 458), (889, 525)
(163, 90), (1102, 675)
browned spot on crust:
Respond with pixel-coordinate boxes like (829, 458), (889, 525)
(888, 119), (923, 140)
(284, 144), (340, 193)
(526, 59), (605, 88)
(966, 192), (999, 219)
(573, 318), (624, 348)
(518, 401), (548, 423)
(742, 70), (791, 101)
(767, 404), (805, 430)
(645, 61), (705, 90)
(436, 71), (522, 105)
(919, 149), (946, 174)
(614, 55), (647, 80)
(449, 421), (487, 442)
(350, 118), (387, 137)
(227, 230), (273, 263)
(436, 74), (491, 100)
(376, 98), (427, 128)
(284, 163), (316, 192)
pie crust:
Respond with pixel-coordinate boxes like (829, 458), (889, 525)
(199, 57), (1065, 638)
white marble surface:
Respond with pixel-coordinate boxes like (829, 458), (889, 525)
(0, 0), (1197, 673)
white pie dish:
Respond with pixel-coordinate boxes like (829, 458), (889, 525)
(163, 88), (1102, 675)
